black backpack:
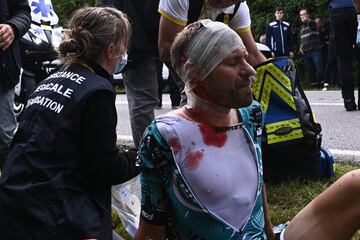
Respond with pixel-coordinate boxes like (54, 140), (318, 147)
(252, 57), (334, 182)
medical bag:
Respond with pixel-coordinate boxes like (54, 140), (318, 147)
(252, 57), (334, 182)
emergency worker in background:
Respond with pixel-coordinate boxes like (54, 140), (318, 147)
(0, 7), (140, 239)
(0, 0), (31, 168)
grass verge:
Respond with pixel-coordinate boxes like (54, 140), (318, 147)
(113, 162), (360, 239)
(267, 163), (360, 239)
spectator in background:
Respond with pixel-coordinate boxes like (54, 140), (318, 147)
(329, 0), (358, 111)
(101, 0), (161, 147)
(0, 0), (31, 169)
(299, 8), (324, 88)
(266, 6), (294, 58)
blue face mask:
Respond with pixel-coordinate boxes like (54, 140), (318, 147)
(113, 53), (128, 74)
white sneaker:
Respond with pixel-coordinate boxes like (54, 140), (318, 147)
(322, 83), (329, 91)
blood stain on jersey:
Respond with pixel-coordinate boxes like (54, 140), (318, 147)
(198, 124), (227, 147)
(185, 150), (204, 170)
(169, 137), (182, 154)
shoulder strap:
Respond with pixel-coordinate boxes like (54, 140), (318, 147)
(188, 0), (205, 24)
(215, 2), (240, 24)
(231, 3), (241, 21)
(237, 103), (263, 143)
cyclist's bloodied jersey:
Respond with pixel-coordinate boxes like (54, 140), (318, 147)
(138, 103), (267, 240)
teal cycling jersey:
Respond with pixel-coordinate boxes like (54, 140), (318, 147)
(138, 101), (267, 240)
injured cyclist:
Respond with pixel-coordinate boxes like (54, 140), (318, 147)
(135, 19), (360, 240)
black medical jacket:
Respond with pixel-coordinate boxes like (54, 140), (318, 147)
(0, 62), (140, 239)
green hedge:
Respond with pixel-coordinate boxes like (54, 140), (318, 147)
(52, 0), (99, 26)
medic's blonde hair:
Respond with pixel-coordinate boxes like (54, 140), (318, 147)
(58, 7), (131, 68)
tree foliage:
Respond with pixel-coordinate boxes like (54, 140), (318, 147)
(52, 0), (99, 26)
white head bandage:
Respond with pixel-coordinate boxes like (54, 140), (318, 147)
(175, 19), (246, 113)
(176, 19), (244, 92)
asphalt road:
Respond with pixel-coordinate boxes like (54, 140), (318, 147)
(116, 90), (360, 162)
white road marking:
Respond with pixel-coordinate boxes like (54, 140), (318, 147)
(116, 100), (345, 107)
(330, 149), (360, 157)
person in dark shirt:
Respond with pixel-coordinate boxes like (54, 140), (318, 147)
(299, 8), (324, 88)
(100, 0), (169, 147)
(0, 0), (31, 168)
(329, 0), (358, 111)
(0, 7), (140, 239)
(266, 6), (294, 58)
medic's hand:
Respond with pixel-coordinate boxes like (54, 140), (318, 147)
(0, 24), (15, 51)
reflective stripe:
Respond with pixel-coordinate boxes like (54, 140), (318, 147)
(266, 119), (301, 134)
(253, 61), (304, 144)
(266, 119), (304, 144)
(253, 63), (295, 112)
(267, 129), (303, 144)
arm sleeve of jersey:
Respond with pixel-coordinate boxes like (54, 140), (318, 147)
(158, 0), (188, 26)
(138, 123), (170, 225)
(79, 90), (140, 186)
(230, 1), (251, 34)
